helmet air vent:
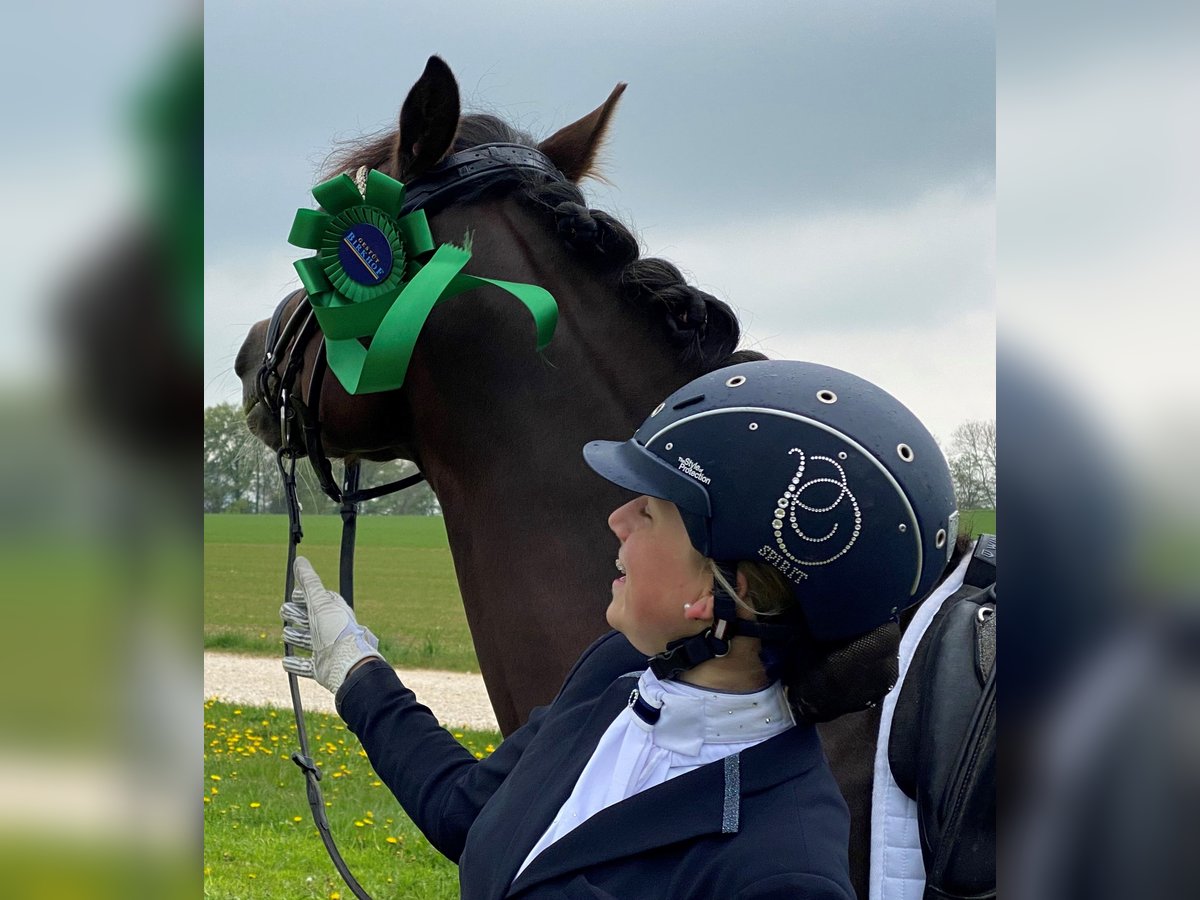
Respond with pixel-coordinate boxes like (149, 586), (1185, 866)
(897, 443), (914, 462)
(817, 389), (837, 404)
(672, 394), (706, 410)
(725, 375), (747, 387)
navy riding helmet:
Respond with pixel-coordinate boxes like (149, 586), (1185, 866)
(584, 360), (959, 643)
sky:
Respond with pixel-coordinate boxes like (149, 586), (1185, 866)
(204, 0), (995, 444)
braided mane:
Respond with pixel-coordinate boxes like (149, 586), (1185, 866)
(323, 114), (765, 372)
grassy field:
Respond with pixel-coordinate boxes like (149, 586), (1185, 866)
(203, 699), (500, 899)
(204, 514), (479, 672)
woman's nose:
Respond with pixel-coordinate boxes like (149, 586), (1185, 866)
(608, 497), (639, 540)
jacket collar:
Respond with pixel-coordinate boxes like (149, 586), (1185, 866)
(506, 707), (824, 897)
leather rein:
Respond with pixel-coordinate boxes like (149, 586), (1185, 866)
(255, 143), (567, 900)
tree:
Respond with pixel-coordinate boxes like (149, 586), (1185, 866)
(204, 402), (285, 512)
(947, 419), (996, 510)
(203, 403), (439, 514)
(204, 403), (254, 512)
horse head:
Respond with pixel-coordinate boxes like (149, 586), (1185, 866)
(235, 56), (761, 733)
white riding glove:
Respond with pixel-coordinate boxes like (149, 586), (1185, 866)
(281, 556), (384, 694)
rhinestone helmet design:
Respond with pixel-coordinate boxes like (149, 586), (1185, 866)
(584, 360), (959, 641)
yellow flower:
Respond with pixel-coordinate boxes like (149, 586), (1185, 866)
(330, 893), (341, 900)
(249, 802), (261, 809)
(293, 816), (303, 822)
(385, 836), (398, 845)
(210, 774), (221, 781)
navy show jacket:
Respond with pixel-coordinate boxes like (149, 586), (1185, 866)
(336, 630), (854, 899)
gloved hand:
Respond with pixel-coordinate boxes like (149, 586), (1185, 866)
(281, 556), (384, 694)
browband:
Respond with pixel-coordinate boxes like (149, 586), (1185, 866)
(400, 143), (567, 215)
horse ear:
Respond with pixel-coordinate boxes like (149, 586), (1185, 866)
(538, 83), (627, 182)
(393, 56), (461, 181)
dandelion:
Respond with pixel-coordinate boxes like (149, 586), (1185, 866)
(385, 836), (398, 845)
(354, 820), (365, 827)
(370, 780), (382, 787)
(210, 774), (221, 781)
(330, 892), (341, 900)
(249, 802), (261, 809)
(485, 744), (495, 753)
(293, 816), (303, 823)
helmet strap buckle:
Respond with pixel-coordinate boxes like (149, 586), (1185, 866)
(648, 625), (733, 680)
(648, 561), (742, 679)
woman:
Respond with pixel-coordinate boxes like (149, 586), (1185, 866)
(283, 359), (958, 899)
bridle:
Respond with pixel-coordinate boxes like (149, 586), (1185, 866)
(256, 143), (568, 900)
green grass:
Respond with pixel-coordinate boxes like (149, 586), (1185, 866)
(958, 508), (996, 537)
(204, 699), (501, 899)
(204, 515), (479, 672)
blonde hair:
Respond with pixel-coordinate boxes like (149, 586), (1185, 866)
(708, 559), (795, 620)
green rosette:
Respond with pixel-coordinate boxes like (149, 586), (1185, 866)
(288, 168), (557, 394)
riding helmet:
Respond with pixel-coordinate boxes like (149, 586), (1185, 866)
(584, 360), (959, 642)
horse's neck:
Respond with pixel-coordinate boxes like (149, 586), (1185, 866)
(407, 198), (699, 730)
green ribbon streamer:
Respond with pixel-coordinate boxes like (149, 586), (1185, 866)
(288, 169), (558, 394)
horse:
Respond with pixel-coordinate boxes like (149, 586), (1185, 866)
(235, 56), (969, 898)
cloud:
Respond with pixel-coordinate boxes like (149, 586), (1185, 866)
(644, 181), (994, 333)
(204, 248), (303, 407)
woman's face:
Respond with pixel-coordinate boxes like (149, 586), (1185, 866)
(606, 495), (712, 655)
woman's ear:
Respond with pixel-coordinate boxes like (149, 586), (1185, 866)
(684, 593), (714, 622)
(736, 569), (750, 604)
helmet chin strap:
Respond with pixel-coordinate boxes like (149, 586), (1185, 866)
(649, 562), (793, 680)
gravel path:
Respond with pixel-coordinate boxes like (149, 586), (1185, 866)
(203, 652), (499, 731)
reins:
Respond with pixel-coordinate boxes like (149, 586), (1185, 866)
(259, 144), (568, 900)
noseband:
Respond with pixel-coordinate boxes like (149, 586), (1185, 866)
(257, 143), (568, 900)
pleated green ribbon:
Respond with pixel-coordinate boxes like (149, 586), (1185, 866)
(288, 169), (558, 394)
